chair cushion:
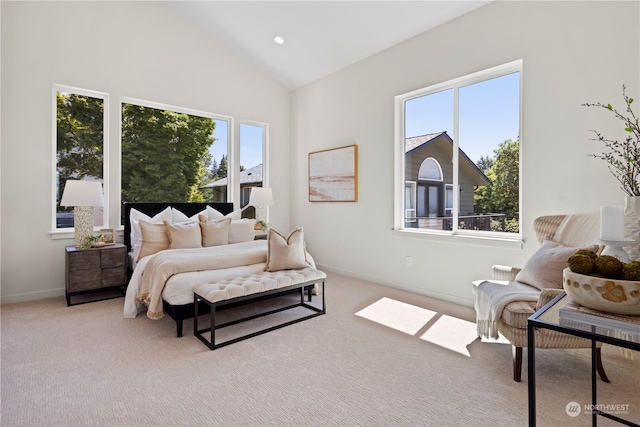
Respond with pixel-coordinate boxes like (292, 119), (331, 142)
(501, 300), (537, 329)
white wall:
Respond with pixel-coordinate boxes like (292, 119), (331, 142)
(1, 1), (291, 303)
(290, 1), (640, 306)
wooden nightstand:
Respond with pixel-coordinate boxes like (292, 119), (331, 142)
(65, 243), (127, 306)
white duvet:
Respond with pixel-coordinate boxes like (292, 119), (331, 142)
(124, 240), (268, 318)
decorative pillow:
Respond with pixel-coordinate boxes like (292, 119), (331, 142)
(138, 220), (170, 260)
(515, 240), (599, 290)
(225, 209), (243, 220)
(199, 215), (231, 247)
(229, 219), (256, 244)
(206, 205), (226, 220)
(163, 220), (202, 249)
(264, 227), (311, 272)
(206, 206), (243, 221)
(171, 207), (206, 223)
(130, 207), (172, 260)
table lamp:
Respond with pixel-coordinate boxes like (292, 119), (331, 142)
(248, 187), (273, 224)
(60, 180), (105, 248)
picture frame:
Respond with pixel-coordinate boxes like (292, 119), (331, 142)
(309, 144), (358, 202)
(100, 228), (115, 245)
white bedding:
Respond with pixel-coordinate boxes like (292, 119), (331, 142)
(123, 240), (316, 318)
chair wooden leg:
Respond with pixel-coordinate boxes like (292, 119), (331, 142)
(513, 346), (523, 382)
(596, 347), (610, 383)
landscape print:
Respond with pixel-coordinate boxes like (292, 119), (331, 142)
(309, 145), (358, 202)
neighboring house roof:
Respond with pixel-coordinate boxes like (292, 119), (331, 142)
(405, 132), (445, 153)
(201, 163), (263, 188)
(406, 131), (491, 186)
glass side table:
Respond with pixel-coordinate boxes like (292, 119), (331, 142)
(527, 292), (640, 427)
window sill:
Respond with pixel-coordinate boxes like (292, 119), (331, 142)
(50, 230), (75, 240)
(393, 228), (524, 250)
(50, 227), (124, 240)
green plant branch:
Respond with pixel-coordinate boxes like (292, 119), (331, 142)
(582, 85), (640, 196)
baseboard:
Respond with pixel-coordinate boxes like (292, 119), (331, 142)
(0, 288), (65, 305)
(315, 263), (474, 308)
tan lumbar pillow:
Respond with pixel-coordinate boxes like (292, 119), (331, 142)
(163, 220), (202, 249)
(138, 220), (170, 260)
(264, 227), (311, 272)
(199, 215), (231, 247)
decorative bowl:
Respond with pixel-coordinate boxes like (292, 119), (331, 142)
(562, 268), (640, 315)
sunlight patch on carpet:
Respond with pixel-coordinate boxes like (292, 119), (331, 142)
(355, 297), (437, 335)
(419, 314), (478, 357)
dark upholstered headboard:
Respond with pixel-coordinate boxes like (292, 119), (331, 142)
(123, 202), (234, 252)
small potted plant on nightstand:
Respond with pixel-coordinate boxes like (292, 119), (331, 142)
(82, 234), (104, 249)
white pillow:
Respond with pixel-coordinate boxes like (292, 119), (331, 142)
(515, 240), (599, 290)
(129, 207), (172, 260)
(206, 205), (226, 220)
(171, 207), (206, 223)
(206, 205), (243, 221)
(228, 219), (256, 244)
(225, 209), (243, 220)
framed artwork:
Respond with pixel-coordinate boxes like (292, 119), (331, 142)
(309, 144), (358, 202)
(100, 228), (115, 245)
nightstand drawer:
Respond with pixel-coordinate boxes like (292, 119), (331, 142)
(102, 267), (126, 286)
(68, 250), (101, 270)
(101, 246), (126, 268)
(68, 269), (102, 292)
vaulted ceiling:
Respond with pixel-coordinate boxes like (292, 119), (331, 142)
(169, 1), (492, 90)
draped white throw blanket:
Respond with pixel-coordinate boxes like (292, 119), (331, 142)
(473, 280), (541, 339)
(131, 241), (267, 320)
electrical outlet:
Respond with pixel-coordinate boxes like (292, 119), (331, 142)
(405, 256), (412, 267)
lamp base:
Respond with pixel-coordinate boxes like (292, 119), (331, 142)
(74, 206), (95, 249)
(255, 206), (268, 224)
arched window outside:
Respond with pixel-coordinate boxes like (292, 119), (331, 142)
(418, 157), (442, 181)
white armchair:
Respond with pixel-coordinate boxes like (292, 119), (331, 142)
(475, 214), (609, 382)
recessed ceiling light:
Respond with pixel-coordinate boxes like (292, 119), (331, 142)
(273, 35), (284, 45)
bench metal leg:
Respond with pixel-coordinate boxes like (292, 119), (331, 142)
(194, 280), (326, 351)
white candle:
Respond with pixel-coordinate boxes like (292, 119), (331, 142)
(600, 205), (625, 240)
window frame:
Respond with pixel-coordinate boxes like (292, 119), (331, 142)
(394, 60), (523, 242)
(51, 84), (109, 237)
(238, 120), (269, 214)
(118, 97), (234, 227)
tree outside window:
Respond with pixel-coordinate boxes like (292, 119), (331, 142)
(55, 87), (107, 229)
(121, 102), (216, 206)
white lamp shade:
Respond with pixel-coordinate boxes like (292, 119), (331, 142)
(61, 180), (105, 207)
(249, 187), (273, 207)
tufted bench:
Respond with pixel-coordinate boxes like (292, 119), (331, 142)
(193, 267), (327, 350)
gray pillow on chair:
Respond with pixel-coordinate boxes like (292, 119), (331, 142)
(515, 240), (598, 290)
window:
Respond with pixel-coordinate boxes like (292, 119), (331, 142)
(204, 118), (230, 203)
(53, 85), (108, 231)
(120, 98), (231, 222)
(395, 60), (521, 237)
(239, 122), (267, 216)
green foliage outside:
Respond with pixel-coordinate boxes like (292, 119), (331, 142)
(474, 138), (520, 233)
(209, 154), (228, 181)
(56, 92), (104, 210)
(121, 104), (216, 204)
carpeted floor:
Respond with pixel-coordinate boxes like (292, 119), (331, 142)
(1, 271), (638, 426)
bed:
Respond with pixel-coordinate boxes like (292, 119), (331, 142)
(122, 202), (317, 337)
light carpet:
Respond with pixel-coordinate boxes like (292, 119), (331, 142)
(1, 271), (638, 426)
